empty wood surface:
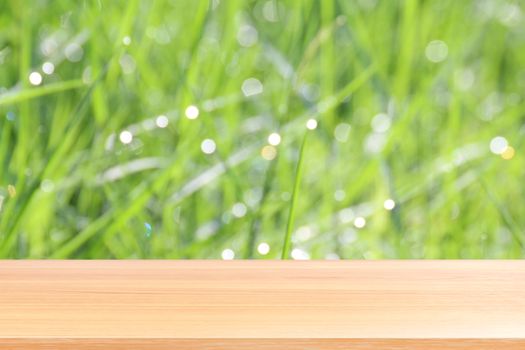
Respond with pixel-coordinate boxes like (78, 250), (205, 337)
(1, 260), (524, 349)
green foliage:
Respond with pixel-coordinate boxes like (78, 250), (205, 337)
(0, 0), (524, 258)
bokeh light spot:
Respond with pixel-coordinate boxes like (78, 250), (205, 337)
(41, 179), (55, 193)
(261, 145), (277, 160)
(268, 132), (281, 146)
(257, 242), (270, 255)
(334, 123), (351, 142)
(185, 105), (199, 119)
(384, 199), (396, 210)
(65, 43), (84, 62)
(29, 72), (42, 86)
(7, 184), (16, 198)
(425, 40), (448, 63)
(354, 216), (366, 229)
(232, 202), (247, 218)
(306, 119), (318, 130)
(489, 136), (508, 155)
(501, 146), (515, 160)
(242, 78), (263, 97)
(119, 130), (133, 144)
(291, 248), (310, 260)
(221, 248), (235, 260)
(155, 115), (169, 128)
(371, 113), (391, 133)
(42, 62), (55, 75)
(237, 25), (258, 47)
(201, 139), (216, 154)
(334, 189), (346, 202)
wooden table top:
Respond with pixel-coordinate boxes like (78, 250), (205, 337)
(1, 260), (524, 349)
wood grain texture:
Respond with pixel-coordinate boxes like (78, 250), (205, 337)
(1, 260), (524, 349)
(1, 339), (525, 350)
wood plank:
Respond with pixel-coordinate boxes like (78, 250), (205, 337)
(1, 260), (524, 349)
(1, 339), (525, 350)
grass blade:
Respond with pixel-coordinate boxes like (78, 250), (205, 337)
(0, 80), (85, 106)
(281, 132), (309, 259)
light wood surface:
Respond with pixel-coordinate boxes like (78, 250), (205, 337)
(1, 260), (524, 349)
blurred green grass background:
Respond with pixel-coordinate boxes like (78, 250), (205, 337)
(0, 0), (524, 259)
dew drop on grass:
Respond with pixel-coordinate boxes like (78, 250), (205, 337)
(237, 25), (258, 47)
(338, 208), (355, 224)
(144, 223), (152, 238)
(334, 123), (351, 142)
(371, 113), (391, 133)
(119, 54), (136, 74)
(40, 179), (55, 193)
(241, 78), (263, 97)
(232, 202), (247, 218)
(7, 184), (16, 198)
(334, 189), (346, 202)
(262, 1), (279, 22)
(65, 43), (84, 62)
(425, 40), (448, 63)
